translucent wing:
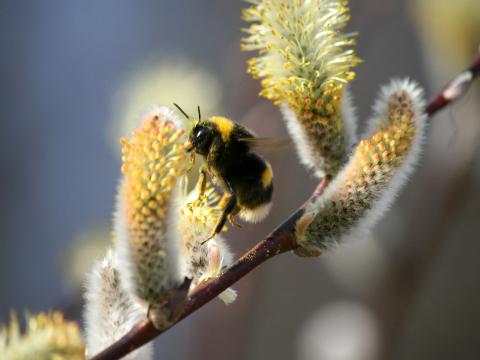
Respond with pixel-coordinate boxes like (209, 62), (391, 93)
(238, 137), (292, 151)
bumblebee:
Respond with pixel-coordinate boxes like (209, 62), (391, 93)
(175, 104), (279, 242)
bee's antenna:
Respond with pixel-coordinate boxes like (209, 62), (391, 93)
(197, 105), (201, 120)
(173, 103), (190, 119)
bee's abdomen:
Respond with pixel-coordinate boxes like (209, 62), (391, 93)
(226, 153), (273, 211)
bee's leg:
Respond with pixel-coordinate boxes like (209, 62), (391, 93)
(187, 152), (195, 171)
(203, 192), (237, 244)
(227, 206), (242, 228)
(187, 166), (208, 210)
(194, 165), (208, 198)
(217, 192), (231, 208)
(216, 195), (241, 228)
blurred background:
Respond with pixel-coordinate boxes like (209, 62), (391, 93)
(1, 0), (479, 359)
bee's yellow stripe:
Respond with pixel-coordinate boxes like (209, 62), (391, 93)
(261, 163), (273, 188)
(210, 116), (235, 142)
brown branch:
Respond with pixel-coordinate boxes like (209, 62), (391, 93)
(90, 52), (480, 360)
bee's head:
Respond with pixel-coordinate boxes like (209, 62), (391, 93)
(185, 121), (216, 156)
(173, 103), (214, 156)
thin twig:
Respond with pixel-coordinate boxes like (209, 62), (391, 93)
(425, 52), (480, 116)
(90, 52), (480, 360)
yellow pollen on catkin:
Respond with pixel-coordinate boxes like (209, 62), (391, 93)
(122, 117), (188, 231)
(338, 103), (415, 198)
(177, 181), (227, 279)
(0, 312), (85, 359)
(120, 112), (190, 302)
(179, 185), (224, 237)
(242, 0), (360, 108)
(242, 0), (362, 177)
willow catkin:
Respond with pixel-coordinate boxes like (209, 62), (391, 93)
(242, 0), (361, 177)
(114, 106), (190, 304)
(296, 79), (427, 252)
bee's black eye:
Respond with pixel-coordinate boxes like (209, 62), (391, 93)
(196, 128), (208, 141)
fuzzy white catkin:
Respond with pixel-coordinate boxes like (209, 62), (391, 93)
(176, 183), (237, 304)
(297, 79), (427, 252)
(114, 106), (190, 305)
(84, 250), (153, 359)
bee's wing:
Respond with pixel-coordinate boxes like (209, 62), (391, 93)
(238, 137), (292, 151)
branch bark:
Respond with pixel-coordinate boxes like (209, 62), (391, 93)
(90, 52), (480, 360)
